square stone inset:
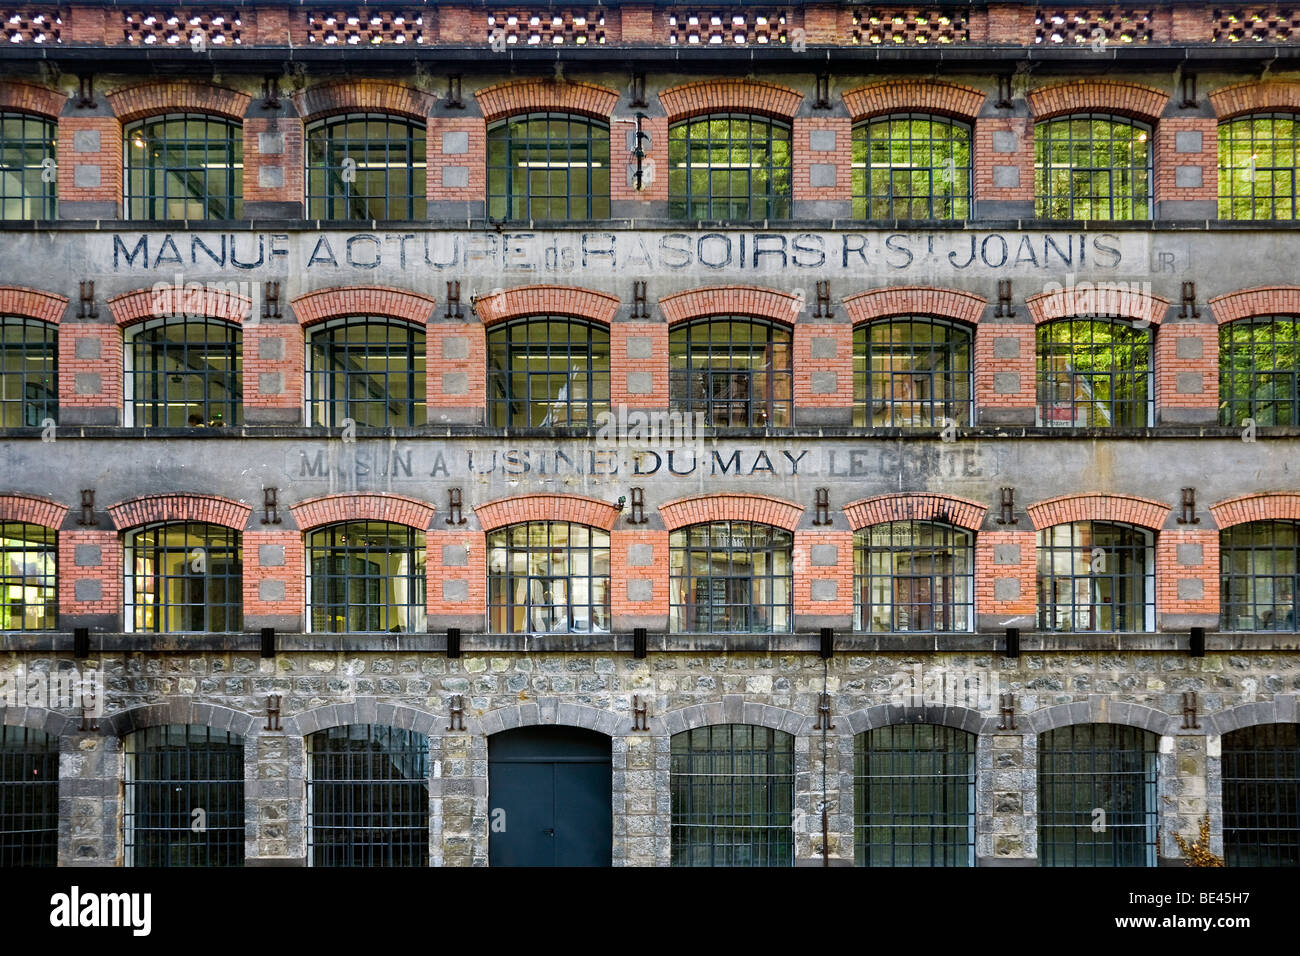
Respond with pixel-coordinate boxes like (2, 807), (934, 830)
(73, 130), (101, 153)
(258, 132), (285, 155)
(442, 579), (469, 602)
(441, 336), (470, 361)
(258, 336), (285, 361)
(809, 164), (837, 188)
(259, 580), (286, 603)
(73, 165), (101, 189)
(74, 579), (102, 602)
(991, 130), (1019, 153)
(992, 337), (1021, 360)
(992, 371), (1021, 395)
(810, 371), (838, 395)
(809, 336), (837, 360)
(626, 543), (654, 567)
(1175, 130), (1202, 154)
(442, 371), (468, 396)
(1176, 165), (1203, 189)
(993, 543), (1021, 566)
(74, 545), (102, 567)
(258, 544), (286, 568)
(994, 578), (1021, 601)
(74, 372), (101, 396)
(1176, 543), (1203, 567)
(1176, 372), (1203, 394)
(441, 544), (468, 567)
(258, 372), (284, 396)
(258, 166), (284, 190)
(442, 131), (469, 155)
(1176, 337), (1203, 360)
(74, 337), (101, 361)
(626, 579), (653, 602)
(626, 336), (654, 360)
(810, 544), (838, 567)
(810, 580), (838, 602)
(992, 166), (1020, 188)
(626, 371), (654, 396)
(1177, 578), (1205, 600)
(809, 129), (837, 152)
(442, 166), (469, 188)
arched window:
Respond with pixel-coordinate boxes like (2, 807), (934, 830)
(671, 724), (793, 867)
(306, 113), (427, 220)
(1220, 520), (1300, 631)
(306, 521), (426, 633)
(124, 114), (243, 220)
(1222, 724), (1300, 866)
(123, 725), (244, 867)
(855, 725), (975, 866)
(306, 317), (425, 427)
(669, 317), (792, 428)
(852, 114), (972, 219)
(1038, 724), (1158, 867)
(486, 318), (610, 427)
(1036, 521), (1154, 632)
(0, 521), (56, 631)
(1034, 114), (1152, 219)
(1036, 318), (1152, 427)
(0, 113), (56, 219)
(126, 318), (242, 427)
(0, 726), (58, 865)
(668, 114), (792, 220)
(853, 319), (972, 427)
(487, 521), (610, 634)
(487, 113), (611, 220)
(669, 521), (793, 633)
(1219, 113), (1300, 219)
(125, 522), (242, 633)
(307, 724), (429, 867)
(1219, 316), (1300, 426)
(854, 521), (974, 632)
(0, 317), (56, 427)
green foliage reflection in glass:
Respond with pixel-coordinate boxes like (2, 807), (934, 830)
(1034, 115), (1151, 219)
(1036, 318), (1152, 427)
(668, 114), (792, 220)
(852, 115), (971, 219)
(1219, 317), (1300, 426)
(487, 113), (611, 220)
(1218, 114), (1300, 220)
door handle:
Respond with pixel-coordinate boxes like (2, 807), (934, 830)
(542, 828), (555, 837)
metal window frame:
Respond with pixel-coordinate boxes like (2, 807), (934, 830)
(668, 520), (794, 634)
(123, 112), (243, 221)
(668, 316), (793, 428)
(853, 520), (975, 633)
(1219, 520), (1300, 632)
(1036, 520), (1155, 632)
(486, 111), (611, 221)
(306, 724), (430, 868)
(0, 315), (57, 428)
(305, 112), (427, 221)
(125, 315), (243, 428)
(853, 317), (974, 427)
(486, 520), (611, 635)
(851, 113), (973, 220)
(1222, 723), (1300, 866)
(670, 724), (795, 867)
(124, 521), (243, 634)
(668, 112), (793, 220)
(1035, 317), (1154, 428)
(486, 316), (611, 428)
(0, 521), (57, 632)
(1218, 113), (1300, 221)
(306, 315), (426, 428)
(0, 725), (58, 866)
(0, 112), (58, 220)
(1219, 315), (1300, 427)
(305, 520), (427, 634)
(1038, 723), (1158, 867)
(122, 724), (245, 868)
(1034, 113), (1153, 220)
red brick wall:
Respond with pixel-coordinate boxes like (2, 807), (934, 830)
(793, 116), (851, 203)
(975, 530), (1037, 617)
(242, 529), (305, 621)
(974, 117), (1033, 205)
(794, 529), (853, 619)
(427, 116), (485, 205)
(58, 530), (121, 625)
(985, 3), (1037, 44)
(1155, 319), (1219, 417)
(0, 81), (64, 118)
(660, 285), (800, 326)
(1156, 528), (1220, 620)
(244, 323), (304, 417)
(843, 493), (988, 532)
(1026, 81), (1170, 123)
(1211, 492), (1300, 527)
(291, 286), (435, 327)
(659, 493), (803, 531)
(426, 320), (485, 421)
(610, 527), (669, 623)
(611, 114), (668, 206)
(792, 322), (853, 410)
(289, 493), (435, 531)
(0, 286), (66, 324)
(106, 493), (252, 530)
(842, 81), (985, 122)
(0, 494), (67, 529)
(476, 494), (618, 532)
(425, 528), (486, 620)
(57, 323), (121, 416)
(1154, 116), (1218, 207)
(1026, 493), (1172, 531)
(104, 81), (252, 123)
(974, 322), (1035, 415)
(243, 115), (305, 208)
(610, 321), (669, 408)
(57, 115), (121, 214)
(659, 79), (803, 122)
(475, 80), (620, 122)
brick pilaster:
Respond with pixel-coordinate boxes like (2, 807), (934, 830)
(426, 319), (484, 426)
(242, 529), (304, 631)
(974, 320), (1035, 425)
(793, 320), (853, 426)
(610, 527), (669, 632)
(975, 529), (1037, 630)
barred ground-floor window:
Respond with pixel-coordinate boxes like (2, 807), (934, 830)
(0, 725), (58, 866)
(1222, 723), (1300, 867)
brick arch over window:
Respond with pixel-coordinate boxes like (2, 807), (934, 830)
(475, 698), (623, 736)
(844, 494), (987, 533)
(473, 285), (619, 327)
(1026, 493), (1171, 531)
(1209, 81), (1300, 120)
(98, 699), (258, 738)
(290, 286), (436, 328)
(842, 80), (985, 122)
(1208, 286), (1300, 324)
(475, 79), (620, 122)
(843, 287), (986, 326)
(659, 493), (804, 532)
(0, 494), (68, 530)
(290, 493), (436, 531)
(1026, 81), (1170, 123)
(659, 79), (803, 122)
(108, 285), (253, 327)
(2, 706), (76, 737)
(0, 286), (67, 325)
(655, 699), (812, 736)
(1021, 700), (1178, 736)
(1210, 492), (1300, 529)
(659, 285), (799, 327)
(104, 81), (252, 122)
(284, 699), (440, 737)
(1025, 286), (1169, 327)
(291, 80), (435, 122)
(1203, 698), (1300, 736)
(475, 494), (619, 533)
(0, 81), (64, 119)
(107, 493), (253, 531)
(844, 703), (990, 736)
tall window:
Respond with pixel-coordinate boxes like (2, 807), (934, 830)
(307, 725), (429, 867)
(669, 318), (792, 428)
(487, 521), (610, 634)
(855, 725), (975, 866)
(125, 523), (242, 633)
(1220, 521), (1300, 631)
(487, 318), (610, 427)
(854, 521), (974, 632)
(0, 726), (58, 866)
(126, 318), (242, 427)
(669, 521), (792, 633)
(1035, 115), (1152, 219)
(1222, 724), (1300, 866)
(668, 114), (792, 220)
(307, 318), (425, 427)
(1219, 113), (1300, 220)
(1037, 521), (1154, 632)
(852, 114), (971, 219)
(123, 725), (244, 867)
(0, 113), (56, 219)
(1036, 318), (1152, 427)
(0, 522), (56, 631)
(306, 114), (426, 220)
(124, 114), (242, 220)
(1219, 316), (1300, 426)
(671, 724), (793, 867)
(1038, 724), (1158, 867)
(0, 317), (56, 426)
(307, 522), (426, 633)
(487, 113), (610, 220)
(853, 319), (972, 427)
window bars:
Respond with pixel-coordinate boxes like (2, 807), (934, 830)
(124, 522), (242, 633)
(1219, 520), (1300, 632)
(1219, 316), (1300, 427)
(669, 317), (793, 428)
(1222, 723), (1300, 867)
(1036, 521), (1154, 632)
(0, 317), (57, 427)
(0, 113), (57, 220)
(306, 522), (427, 633)
(306, 114), (427, 220)
(307, 317), (426, 428)
(1219, 113), (1300, 220)
(0, 521), (57, 631)
(0, 726), (58, 866)
(486, 318), (610, 427)
(1034, 114), (1152, 220)
(668, 114), (793, 220)
(1036, 318), (1153, 428)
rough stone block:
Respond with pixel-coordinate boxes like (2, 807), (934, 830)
(809, 336), (837, 360)
(810, 371), (838, 395)
(992, 166), (1020, 188)
(626, 579), (653, 602)
(443, 580), (469, 602)
(1176, 165), (1203, 189)
(1175, 131), (1202, 154)
(74, 545), (101, 567)
(810, 580), (838, 602)
(259, 580), (286, 602)
(809, 164), (837, 188)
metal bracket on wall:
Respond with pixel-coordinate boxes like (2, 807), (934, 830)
(1177, 487), (1199, 525)
(77, 489), (96, 526)
(76, 74), (94, 108)
(262, 486), (281, 525)
(813, 488), (832, 526)
(997, 693), (1016, 731)
(813, 73), (831, 110)
(814, 692), (835, 730)
(1179, 281), (1200, 319)
(996, 279), (1015, 317)
(446, 74), (464, 109)
(996, 487), (1017, 525)
(265, 694), (282, 732)
(446, 488), (467, 526)
(261, 75), (281, 109)
(631, 695), (649, 731)
(631, 280), (649, 318)
(995, 75), (1013, 109)
(1182, 692), (1200, 729)
(262, 281), (282, 319)
(627, 487), (648, 525)
(629, 72), (647, 108)
(814, 281), (833, 318)
(78, 281), (98, 319)
(447, 694), (466, 731)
